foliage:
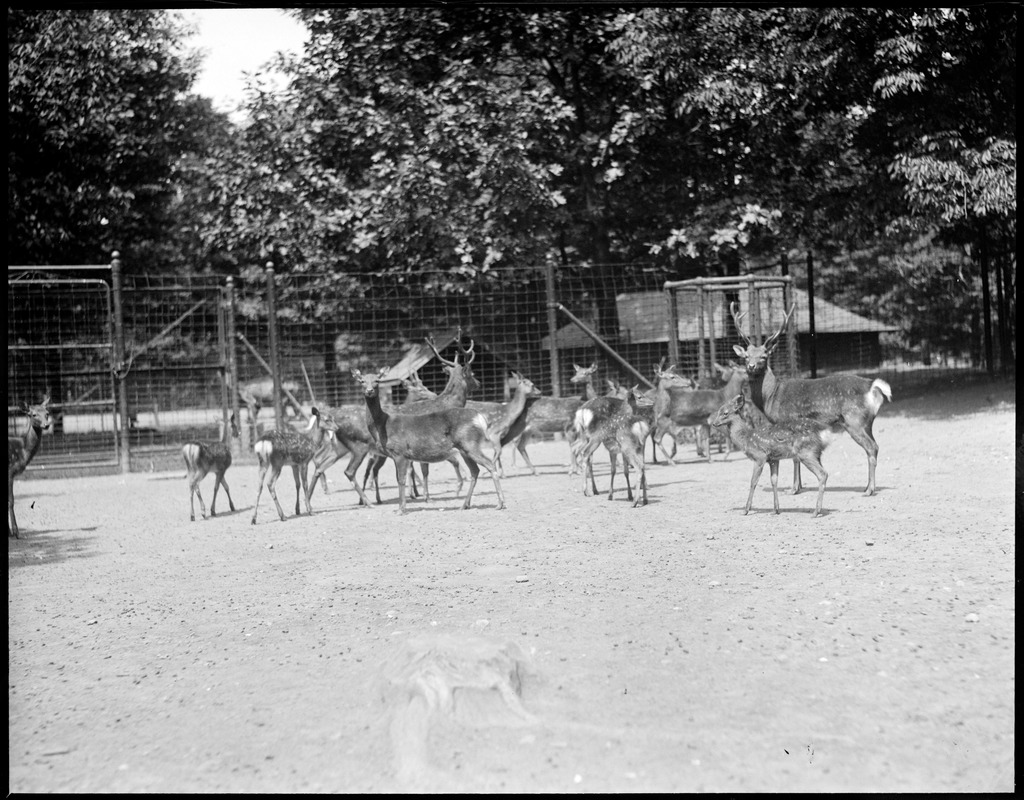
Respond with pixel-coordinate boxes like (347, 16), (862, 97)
(8, 9), (204, 268)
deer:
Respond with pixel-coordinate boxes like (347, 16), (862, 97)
(353, 368), (505, 514)
(358, 334), (477, 502)
(471, 372), (543, 476)
(238, 376), (302, 436)
(182, 412), (240, 521)
(574, 386), (651, 507)
(730, 302), (892, 496)
(8, 395), (53, 538)
(251, 407), (337, 524)
(510, 362), (598, 476)
(308, 333), (476, 507)
(651, 362), (748, 464)
(711, 393), (834, 517)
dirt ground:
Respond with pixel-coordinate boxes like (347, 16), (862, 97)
(8, 376), (1016, 793)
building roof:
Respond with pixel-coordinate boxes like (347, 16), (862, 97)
(542, 287), (897, 349)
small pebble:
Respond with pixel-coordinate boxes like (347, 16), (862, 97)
(865, 540), (874, 546)
(964, 613), (980, 623)
(515, 575), (529, 583)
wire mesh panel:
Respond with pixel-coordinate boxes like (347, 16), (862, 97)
(664, 276), (799, 381)
(7, 275), (118, 468)
(121, 275), (231, 456)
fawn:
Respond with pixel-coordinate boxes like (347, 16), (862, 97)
(182, 412), (240, 521)
(711, 393), (833, 517)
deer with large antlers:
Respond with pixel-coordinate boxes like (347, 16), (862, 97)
(730, 302), (892, 496)
(353, 368), (505, 514)
(308, 332), (476, 506)
(355, 333), (476, 502)
(182, 412), (240, 521)
(8, 395), (53, 538)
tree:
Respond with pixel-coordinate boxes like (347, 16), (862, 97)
(8, 9), (205, 268)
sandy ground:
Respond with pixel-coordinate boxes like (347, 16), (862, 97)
(8, 377), (1016, 793)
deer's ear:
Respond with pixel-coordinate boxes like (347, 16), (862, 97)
(733, 344), (747, 358)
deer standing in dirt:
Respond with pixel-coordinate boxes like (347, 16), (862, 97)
(469, 372), (542, 476)
(182, 413), (239, 521)
(347, 335), (477, 504)
(251, 407), (337, 524)
(8, 395), (53, 538)
(711, 393), (834, 517)
(574, 386), (651, 507)
(730, 302), (892, 496)
(511, 362), (598, 475)
(354, 368), (505, 514)
(651, 362), (748, 464)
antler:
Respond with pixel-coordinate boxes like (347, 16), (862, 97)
(763, 305), (796, 349)
(730, 301), (752, 346)
(426, 333), (460, 368)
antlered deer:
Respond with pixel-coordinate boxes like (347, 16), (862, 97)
(731, 302), (892, 496)
(711, 393), (834, 517)
(182, 412), (240, 521)
(8, 395), (53, 538)
(354, 368), (505, 514)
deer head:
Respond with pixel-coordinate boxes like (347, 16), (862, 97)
(711, 393), (746, 428)
(730, 302), (794, 376)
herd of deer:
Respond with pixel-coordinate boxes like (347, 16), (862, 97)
(8, 306), (894, 537)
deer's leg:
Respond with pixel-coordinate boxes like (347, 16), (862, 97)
(801, 456), (829, 517)
(448, 456), (464, 497)
(845, 420), (879, 496)
(299, 462), (312, 515)
(251, 463), (269, 525)
(745, 461), (766, 515)
(343, 449), (372, 507)
(395, 456), (412, 514)
(218, 473), (236, 513)
(460, 457), (481, 509)
(470, 445), (506, 510)
(290, 464), (302, 515)
(606, 452), (616, 500)
(769, 459), (782, 514)
(515, 430), (538, 475)
(309, 443), (342, 502)
(701, 424), (712, 462)
(188, 472), (206, 521)
(209, 472), (222, 516)
(791, 460), (803, 495)
(265, 465), (288, 521)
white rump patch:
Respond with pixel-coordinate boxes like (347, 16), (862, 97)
(473, 413), (488, 431)
(254, 439), (273, 461)
(577, 408), (593, 432)
(866, 379), (893, 414)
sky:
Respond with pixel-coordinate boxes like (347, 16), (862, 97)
(185, 8), (309, 118)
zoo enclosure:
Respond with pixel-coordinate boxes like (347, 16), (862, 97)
(8, 253), (1006, 475)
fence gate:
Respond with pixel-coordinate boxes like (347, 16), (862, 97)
(7, 267), (120, 471)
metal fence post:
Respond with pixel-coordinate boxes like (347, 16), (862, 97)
(806, 251), (818, 378)
(225, 277), (244, 455)
(110, 251), (131, 473)
(544, 261), (561, 397)
(665, 286), (680, 369)
(265, 263), (283, 426)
